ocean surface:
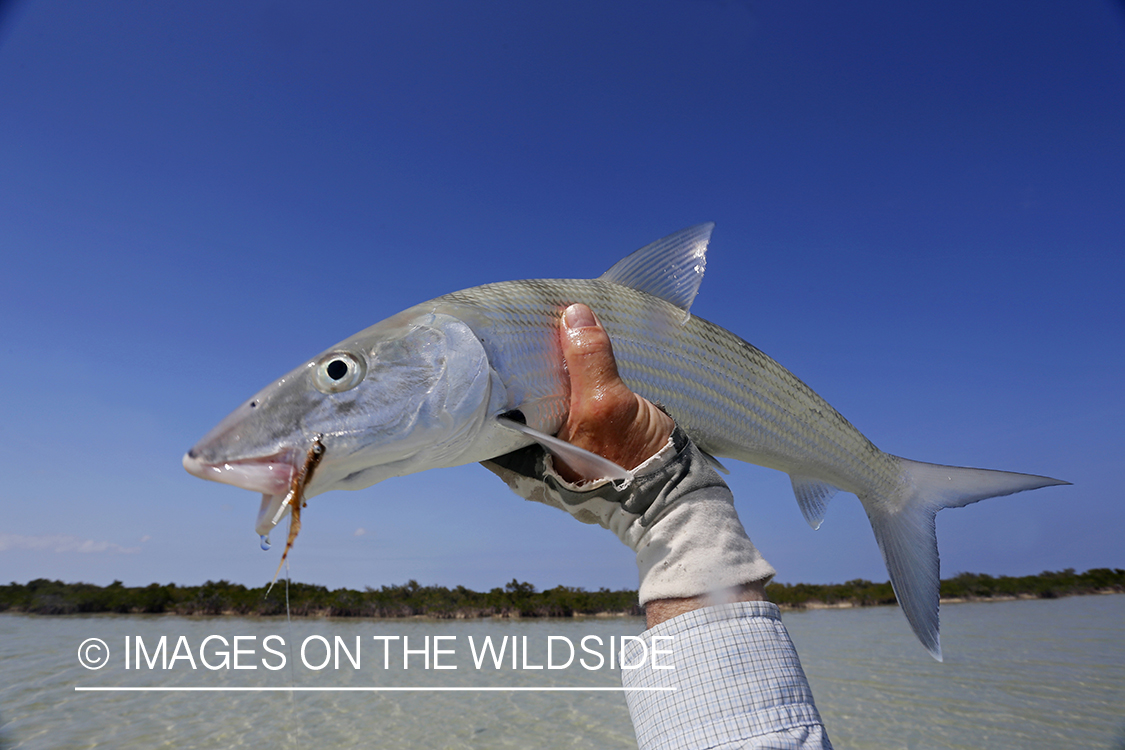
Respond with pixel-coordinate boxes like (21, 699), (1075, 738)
(2, 594), (1122, 749)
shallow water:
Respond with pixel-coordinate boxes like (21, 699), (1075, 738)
(785, 594), (1125, 749)
(2, 595), (1122, 749)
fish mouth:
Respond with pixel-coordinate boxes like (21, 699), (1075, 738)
(182, 449), (299, 497)
(182, 440), (327, 538)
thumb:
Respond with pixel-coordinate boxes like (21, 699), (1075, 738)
(556, 304), (673, 481)
(560, 303), (627, 403)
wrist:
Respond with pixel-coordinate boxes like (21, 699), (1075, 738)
(645, 580), (769, 628)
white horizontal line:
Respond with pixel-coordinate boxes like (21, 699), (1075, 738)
(75, 686), (675, 692)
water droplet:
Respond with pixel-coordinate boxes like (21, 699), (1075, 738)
(260, 535), (271, 551)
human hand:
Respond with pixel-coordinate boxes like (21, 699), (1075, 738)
(551, 303), (675, 483)
(484, 303), (774, 625)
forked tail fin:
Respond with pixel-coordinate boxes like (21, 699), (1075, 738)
(866, 458), (1069, 661)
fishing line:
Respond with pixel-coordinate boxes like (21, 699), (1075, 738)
(284, 535), (296, 689)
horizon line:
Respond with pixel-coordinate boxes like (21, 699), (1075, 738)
(16, 565), (1118, 591)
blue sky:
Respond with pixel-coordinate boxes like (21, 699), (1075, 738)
(1, 1), (1122, 593)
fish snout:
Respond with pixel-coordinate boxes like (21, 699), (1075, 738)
(182, 450), (211, 480)
(182, 450), (296, 496)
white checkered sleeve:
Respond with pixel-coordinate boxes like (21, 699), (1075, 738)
(621, 601), (831, 749)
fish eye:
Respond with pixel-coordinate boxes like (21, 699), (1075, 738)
(312, 350), (367, 394)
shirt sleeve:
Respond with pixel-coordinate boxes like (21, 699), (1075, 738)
(621, 601), (832, 750)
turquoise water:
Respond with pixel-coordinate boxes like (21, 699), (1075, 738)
(2, 595), (1122, 749)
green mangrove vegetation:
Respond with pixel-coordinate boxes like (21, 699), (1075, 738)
(1, 568), (1121, 619)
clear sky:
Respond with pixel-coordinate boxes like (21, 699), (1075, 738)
(1, 1), (1122, 594)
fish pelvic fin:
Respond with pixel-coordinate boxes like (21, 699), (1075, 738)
(599, 223), (714, 318)
(868, 458), (1070, 661)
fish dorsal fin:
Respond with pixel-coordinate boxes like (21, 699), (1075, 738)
(790, 474), (840, 530)
(599, 223), (714, 314)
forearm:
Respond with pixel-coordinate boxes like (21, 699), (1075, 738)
(488, 427), (829, 747)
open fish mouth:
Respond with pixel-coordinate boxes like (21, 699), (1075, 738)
(182, 441), (327, 539)
(182, 448), (299, 497)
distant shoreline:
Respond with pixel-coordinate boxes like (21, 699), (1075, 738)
(800, 588), (1123, 610)
(2, 568), (1121, 619)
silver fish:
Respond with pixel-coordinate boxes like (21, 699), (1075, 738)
(183, 224), (1067, 659)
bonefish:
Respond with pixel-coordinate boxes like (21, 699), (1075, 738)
(183, 224), (1067, 659)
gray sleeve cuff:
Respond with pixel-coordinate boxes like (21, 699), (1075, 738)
(485, 427), (775, 604)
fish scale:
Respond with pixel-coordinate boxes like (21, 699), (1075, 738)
(438, 277), (899, 500)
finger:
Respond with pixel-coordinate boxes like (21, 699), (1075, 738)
(561, 303), (626, 401)
(557, 304), (676, 479)
(559, 304), (637, 433)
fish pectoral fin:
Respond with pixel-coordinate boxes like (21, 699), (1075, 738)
(495, 417), (633, 482)
(789, 475), (840, 530)
(699, 448), (731, 475)
(598, 223), (713, 317)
